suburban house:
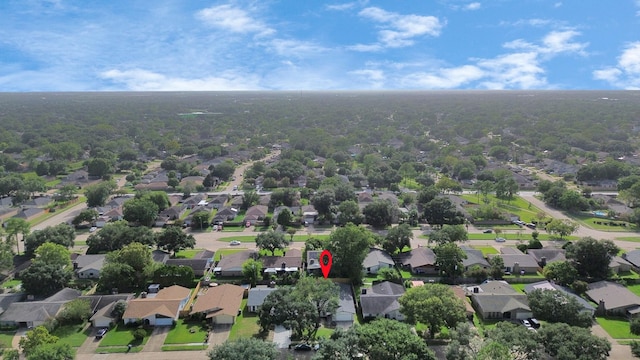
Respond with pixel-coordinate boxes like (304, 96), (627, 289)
(13, 208), (44, 221)
(261, 249), (302, 275)
(209, 194), (229, 209)
(451, 286), (475, 321)
(306, 250), (322, 275)
(72, 254), (106, 279)
(524, 281), (595, 316)
(360, 281), (405, 321)
(468, 281), (532, 321)
(246, 205), (268, 220)
(0, 288), (80, 328)
(214, 250), (256, 277)
(215, 207), (238, 222)
(247, 286), (277, 313)
(586, 281), (640, 318)
(332, 283), (356, 325)
(122, 285), (192, 326)
(363, 248), (395, 275)
(610, 256), (633, 274)
(0, 293), (25, 318)
(79, 294), (134, 328)
(488, 248), (539, 274)
(526, 248), (566, 267)
(622, 250), (640, 270)
(155, 206), (185, 227)
(460, 246), (489, 271)
(191, 284), (244, 325)
(397, 247), (438, 275)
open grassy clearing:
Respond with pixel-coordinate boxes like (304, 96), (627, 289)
(460, 194), (544, 223)
(570, 212), (634, 232)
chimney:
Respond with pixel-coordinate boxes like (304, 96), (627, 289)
(540, 257), (547, 267)
(361, 289), (367, 295)
(281, 262), (286, 269)
(473, 287), (479, 293)
(141, 292), (147, 298)
(73, 262), (78, 270)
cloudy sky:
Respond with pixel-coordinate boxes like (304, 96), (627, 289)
(1, 0), (639, 91)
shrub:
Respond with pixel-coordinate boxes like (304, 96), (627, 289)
(132, 328), (146, 341)
(631, 340), (640, 357)
(631, 318), (640, 336)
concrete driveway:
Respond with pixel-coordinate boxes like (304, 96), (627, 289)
(272, 325), (291, 349)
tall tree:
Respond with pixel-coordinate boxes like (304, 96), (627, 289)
(241, 191), (259, 210)
(485, 322), (542, 360)
(4, 217), (30, 255)
(355, 318), (436, 360)
(542, 261), (577, 286)
(423, 197), (465, 228)
(399, 284), (466, 339)
(380, 224), (412, 254)
(71, 208), (99, 227)
(155, 226), (195, 256)
(255, 230), (289, 256)
(311, 188), (336, 221)
(34, 243), (71, 268)
(21, 262), (73, 298)
(565, 237), (619, 280)
(24, 223), (75, 258)
(86, 221), (155, 253)
(337, 200), (363, 225)
(123, 198), (159, 226)
(428, 224), (468, 245)
(19, 326), (59, 357)
(242, 258), (263, 287)
(327, 224), (373, 284)
(294, 277), (339, 339)
(527, 289), (593, 328)
(537, 323), (610, 360)
(545, 219), (578, 239)
(362, 199), (395, 228)
(434, 242), (467, 281)
(84, 181), (117, 207)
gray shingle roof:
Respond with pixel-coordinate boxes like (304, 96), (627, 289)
(586, 280), (640, 311)
(363, 248), (394, 269)
(337, 283), (356, 315)
(397, 247), (436, 268)
(247, 287), (277, 309)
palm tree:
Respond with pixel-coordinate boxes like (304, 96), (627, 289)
(5, 218), (30, 255)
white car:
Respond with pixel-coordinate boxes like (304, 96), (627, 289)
(230, 240), (241, 246)
(89, 227), (97, 233)
(495, 237), (506, 243)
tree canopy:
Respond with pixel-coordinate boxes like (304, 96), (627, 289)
(255, 230), (289, 256)
(565, 237), (619, 280)
(208, 337), (278, 360)
(326, 224), (373, 283)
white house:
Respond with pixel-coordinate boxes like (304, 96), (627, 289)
(362, 248), (395, 275)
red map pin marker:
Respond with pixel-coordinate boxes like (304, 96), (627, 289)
(319, 250), (332, 279)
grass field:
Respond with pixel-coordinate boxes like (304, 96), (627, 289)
(52, 324), (91, 347)
(460, 194), (544, 224)
(596, 317), (640, 339)
(164, 320), (208, 344)
(98, 325), (152, 347)
(570, 212), (634, 232)
(471, 245), (498, 256)
(0, 331), (16, 348)
(214, 248), (249, 262)
(218, 234), (331, 243)
(173, 249), (205, 259)
(228, 299), (260, 340)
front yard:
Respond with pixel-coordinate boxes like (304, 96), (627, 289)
(596, 317), (640, 340)
(52, 324), (91, 347)
(162, 319), (209, 351)
(97, 324), (152, 352)
(228, 299), (260, 340)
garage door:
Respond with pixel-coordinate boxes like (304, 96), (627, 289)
(155, 317), (174, 326)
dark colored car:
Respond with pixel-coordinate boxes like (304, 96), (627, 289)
(294, 343), (313, 351)
(95, 328), (108, 339)
(482, 229), (493, 233)
(528, 318), (541, 328)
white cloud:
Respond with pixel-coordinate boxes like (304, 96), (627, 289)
(554, 2), (562, 8)
(355, 7), (443, 50)
(593, 42), (640, 89)
(401, 65), (484, 88)
(463, 2), (481, 11)
(325, 1), (369, 11)
(100, 68), (261, 91)
(503, 30), (588, 56)
(196, 4), (274, 36)
(350, 69), (385, 88)
(347, 43), (384, 52)
(266, 39), (327, 57)
(499, 18), (554, 27)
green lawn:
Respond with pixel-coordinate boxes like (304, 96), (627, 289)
(162, 344), (208, 351)
(98, 324), (152, 347)
(315, 326), (335, 339)
(52, 324), (91, 347)
(570, 212), (634, 232)
(1, 279), (21, 289)
(626, 284), (640, 297)
(460, 194), (544, 224)
(616, 237), (640, 243)
(596, 317), (640, 339)
(218, 234), (330, 243)
(228, 300), (260, 340)
(0, 331), (16, 348)
(164, 320), (208, 344)
(510, 283), (528, 293)
(174, 249), (205, 259)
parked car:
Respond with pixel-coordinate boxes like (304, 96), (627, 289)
(230, 240), (241, 246)
(521, 319), (532, 328)
(495, 237), (506, 243)
(528, 317), (541, 328)
(483, 229), (493, 233)
(95, 328), (108, 339)
(525, 223), (536, 229)
(294, 343), (313, 351)
(89, 226), (97, 233)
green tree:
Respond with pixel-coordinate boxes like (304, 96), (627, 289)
(542, 261), (578, 286)
(485, 322), (542, 360)
(19, 326), (59, 356)
(545, 219), (578, 239)
(527, 289), (593, 327)
(84, 181), (117, 207)
(631, 318), (640, 336)
(86, 220), (155, 253)
(381, 224), (412, 254)
(5, 217), (30, 255)
(311, 188), (336, 221)
(255, 230), (289, 256)
(398, 284), (466, 339)
(21, 262), (73, 297)
(155, 226), (195, 255)
(191, 210), (210, 230)
(434, 242), (466, 281)
(97, 262), (137, 293)
(138, 191), (171, 211)
(377, 267), (402, 283)
(537, 323), (610, 360)
(429, 224), (468, 245)
(241, 191), (259, 210)
(211, 160), (236, 181)
(24, 223), (75, 258)
(423, 197), (465, 228)
(86, 157), (115, 178)
(55, 184), (78, 202)
(71, 208), (99, 227)
(34, 242), (71, 268)
(362, 199), (395, 228)
(152, 264), (194, 288)
(276, 209), (292, 229)
(313, 328), (361, 360)
(208, 338), (278, 360)
(327, 224), (373, 283)
(337, 200), (363, 225)
(56, 298), (92, 325)
(123, 198), (159, 226)
(101, 242), (154, 291)
(565, 237), (619, 280)
(242, 258), (263, 287)
(355, 318), (436, 360)
(489, 256), (505, 279)
(465, 265), (489, 283)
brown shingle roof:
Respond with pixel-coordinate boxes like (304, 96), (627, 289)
(123, 299), (182, 319)
(191, 284), (244, 316)
(155, 285), (191, 300)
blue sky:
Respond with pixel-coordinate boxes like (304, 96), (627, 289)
(1, 0), (639, 91)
